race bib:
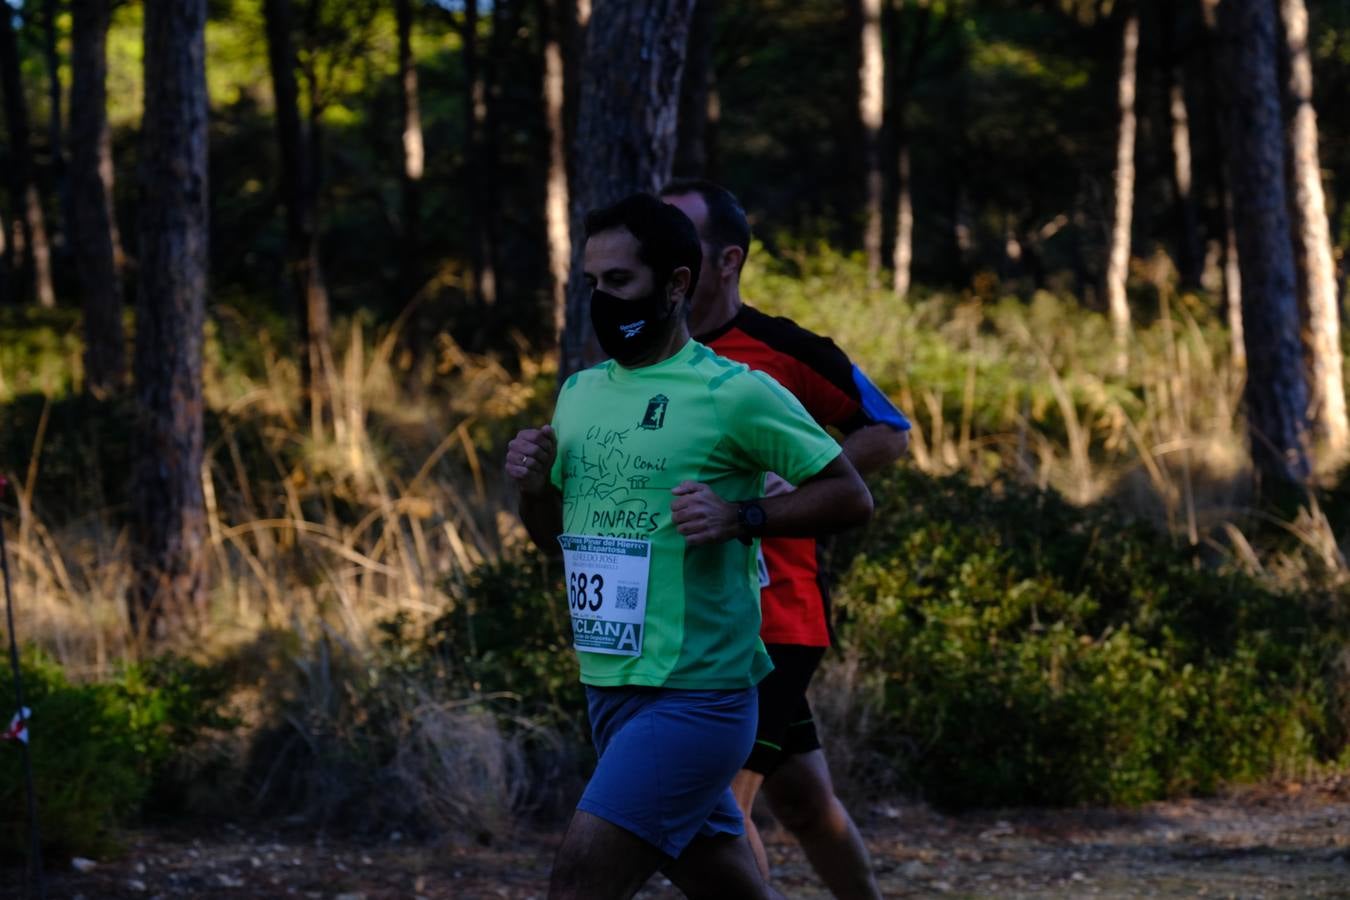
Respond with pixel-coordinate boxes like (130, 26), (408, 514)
(558, 534), (652, 657)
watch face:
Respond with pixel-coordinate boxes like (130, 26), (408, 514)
(743, 503), (767, 528)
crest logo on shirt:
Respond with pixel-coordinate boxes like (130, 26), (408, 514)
(639, 394), (669, 430)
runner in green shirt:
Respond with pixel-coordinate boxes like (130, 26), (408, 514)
(506, 193), (873, 899)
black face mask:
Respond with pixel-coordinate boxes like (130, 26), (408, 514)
(590, 286), (676, 366)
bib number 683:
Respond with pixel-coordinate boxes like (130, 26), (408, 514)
(568, 572), (604, 611)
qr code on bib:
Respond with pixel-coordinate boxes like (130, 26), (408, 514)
(615, 586), (639, 610)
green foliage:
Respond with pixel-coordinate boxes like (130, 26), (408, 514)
(834, 469), (1334, 809)
(0, 309), (85, 404)
(425, 554), (580, 719)
(0, 653), (237, 858)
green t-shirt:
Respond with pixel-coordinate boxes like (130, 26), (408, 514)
(549, 339), (843, 689)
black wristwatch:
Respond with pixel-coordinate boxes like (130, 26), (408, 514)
(736, 500), (767, 545)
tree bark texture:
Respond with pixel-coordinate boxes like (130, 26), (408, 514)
(859, 0), (884, 287)
(1215, 0), (1310, 484)
(673, 0), (715, 178)
(558, 0), (697, 381)
(1105, 8), (1139, 375)
(0, 10), (56, 308)
(397, 0), (424, 302)
(132, 0), (210, 641)
(263, 0), (333, 424)
(1279, 0), (1347, 459)
(71, 0), (125, 395)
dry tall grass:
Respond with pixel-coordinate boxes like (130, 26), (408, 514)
(4, 266), (1349, 828)
(3, 312), (563, 833)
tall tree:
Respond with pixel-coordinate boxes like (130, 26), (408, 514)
(1213, 0), (1310, 485)
(71, 0), (125, 396)
(132, 0), (209, 641)
(0, 204), (9, 303)
(42, 0), (69, 243)
(462, 0), (499, 310)
(1201, 1), (1245, 368)
(541, 0), (574, 342)
(0, 6), (56, 308)
(673, 0), (716, 178)
(1105, 5), (1139, 374)
(859, 0), (884, 287)
(1166, 66), (1203, 288)
(884, 0), (939, 298)
(1279, 0), (1347, 459)
(1222, 185), (1245, 368)
(558, 0), (697, 380)
(1161, 1), (1203, 289)
(396, 0), (424, 302)
(263, 0), (333, 427)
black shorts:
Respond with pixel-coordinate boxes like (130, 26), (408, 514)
(744, 644), (825, 776)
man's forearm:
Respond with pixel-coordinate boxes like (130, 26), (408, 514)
(841, 423), (909, 476)
(519, 487), (564, 554)
(756, 458), (872, 537)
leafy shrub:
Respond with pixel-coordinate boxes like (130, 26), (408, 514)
(832, 469), (1335, 809)
(0, 653), (237, 858)
(425, 554), (579, 719)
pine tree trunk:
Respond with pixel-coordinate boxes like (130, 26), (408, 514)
(263, 0), (332, 425)
(673, 0), (715, 178)
(542, 0), (572, 343)
(1215, 0), (1310, 485)
(1223, 186), (1245, 369)
(892, 138), (913, 297)
(1168, 70), (1204, 289)
(1279, 0), (1347, 459)
(71, 0), (125, 396)
(559, 0), (697, 381)
(0, 206), (7, 304)
(483, 0), (514, 314)
(0, 205), (8, 303)
(1105, 8), (1139, 375)
(43, 0), (70, 252)
(463, 0), (498, 311)
(859, 0), (884, 287)
(396, 0), (424, 302)
(0, 11), (56, 308)
(132, 0), (209, 642)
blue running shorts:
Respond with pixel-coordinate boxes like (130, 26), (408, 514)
(579, 686), (757, 858)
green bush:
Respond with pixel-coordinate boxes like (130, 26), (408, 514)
(425, 554), (580, 720)
(0, 653), (236, 859)
(834, 469), (1334, 809)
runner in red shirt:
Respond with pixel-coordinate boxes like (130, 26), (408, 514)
(663, 179), (910, 899)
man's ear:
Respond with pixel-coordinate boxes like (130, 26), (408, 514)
(720, 245), (745, 278)
(668, 266), (692, 303)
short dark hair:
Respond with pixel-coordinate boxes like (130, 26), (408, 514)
(660, 177), (751, 263)
(584, 192), (702, 292)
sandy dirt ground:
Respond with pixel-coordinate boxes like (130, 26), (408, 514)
(9, 782), (1350, 899)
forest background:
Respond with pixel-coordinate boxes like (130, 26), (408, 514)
(3, 0), (1350, 876)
